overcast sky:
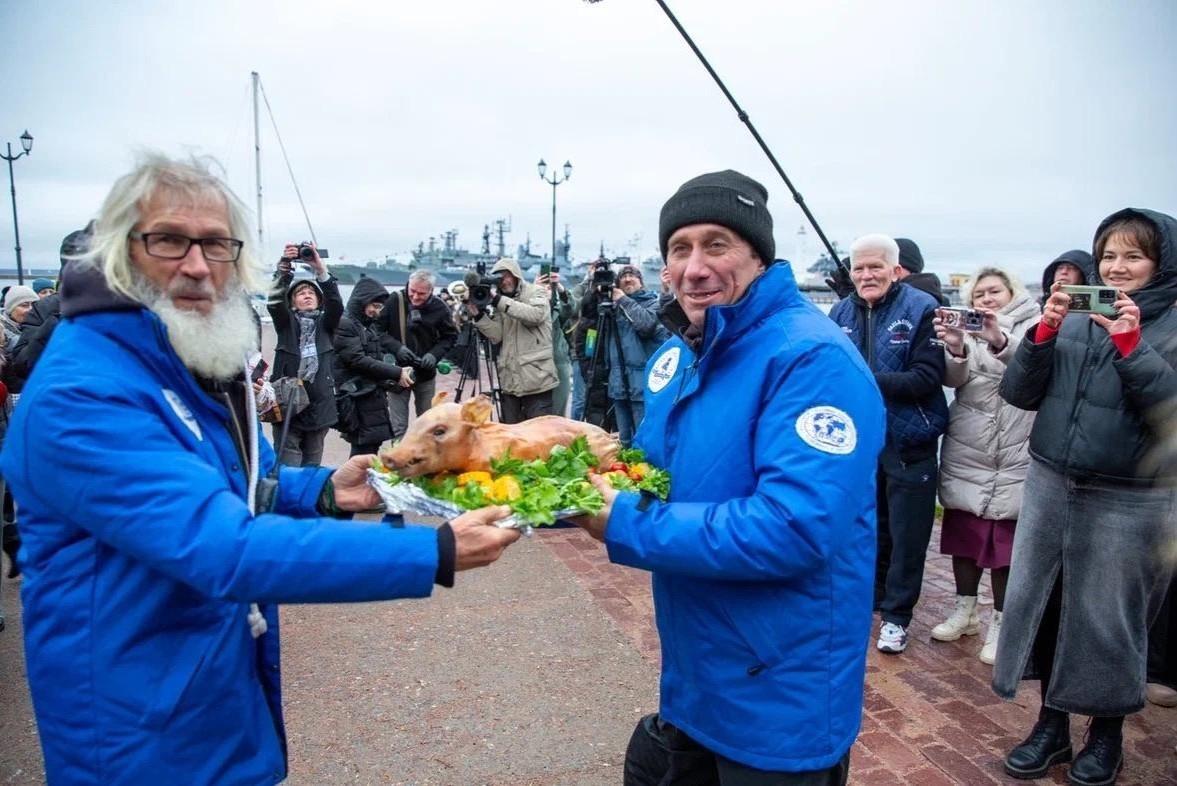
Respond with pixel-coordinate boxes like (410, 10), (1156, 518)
(2, 0), (1175, 284)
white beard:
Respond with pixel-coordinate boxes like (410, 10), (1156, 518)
(131, 274), (258, 380)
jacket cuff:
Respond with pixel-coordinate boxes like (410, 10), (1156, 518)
(1110, 327), (1141, 358)
(1033, 320), (1059, 344)
(434, 522), (456, 587)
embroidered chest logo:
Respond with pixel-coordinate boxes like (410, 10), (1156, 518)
(887, 318), (913, 345)
(162, 388), (203, 441)
(795, 406), (857, 455)
(648, 346), (681, 393)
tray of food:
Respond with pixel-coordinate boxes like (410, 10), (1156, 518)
(367, 394), (668, 530)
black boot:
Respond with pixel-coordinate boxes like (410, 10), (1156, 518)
(1004, 709), (1072, 779)
(2, 522), (19, 579)
(1068, 721), (1123, 786)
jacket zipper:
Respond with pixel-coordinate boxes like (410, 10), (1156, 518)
(220, 391), (250, 486)
(675, 359), (699, 404)
(865, 304), (875, 369)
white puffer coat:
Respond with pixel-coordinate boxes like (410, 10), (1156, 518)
(938, 292), (1040, 520)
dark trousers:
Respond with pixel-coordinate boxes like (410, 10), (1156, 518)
(624, 714), (850, 786)
(1147, 576), (1176, 688)
(500, 390), (554, 424)
(272, 424), (328, 467)
(875, 447), (938, 628)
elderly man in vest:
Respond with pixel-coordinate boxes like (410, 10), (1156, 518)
(829, 234), (948, 654)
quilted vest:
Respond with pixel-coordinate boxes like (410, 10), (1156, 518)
(830, 284), (948, 453)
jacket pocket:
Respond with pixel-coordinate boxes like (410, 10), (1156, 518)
(141, 632), (218, 729)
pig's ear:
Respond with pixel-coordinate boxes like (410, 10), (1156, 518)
(461, 396), (494, 425)
(430, 391), (450, 409)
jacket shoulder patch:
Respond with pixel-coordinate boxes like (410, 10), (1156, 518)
(648, 346), (680, 393)
(795, 405), (856, 455)
(162, 388), (203, 441)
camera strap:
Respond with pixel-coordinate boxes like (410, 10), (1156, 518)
(394, 290), (408, 343)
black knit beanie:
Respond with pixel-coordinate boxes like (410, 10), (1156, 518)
(659, 170), (774, 265)
(895, 238), (925, 274)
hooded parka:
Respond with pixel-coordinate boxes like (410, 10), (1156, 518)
(994, 208), (1177, 715)
(333, 277), (402, 447)
(937, 291), (1040, 520)
(472, 258), (558, 397)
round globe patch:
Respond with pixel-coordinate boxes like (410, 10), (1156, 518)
(795, 406), (856, 455)
(648, 346), (680, 393)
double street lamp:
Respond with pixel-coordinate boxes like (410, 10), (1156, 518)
(1, 130), (34, 285)
(537, 158), (572, 272)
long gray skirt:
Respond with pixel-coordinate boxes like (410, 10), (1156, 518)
(992, 459), (1177, 715)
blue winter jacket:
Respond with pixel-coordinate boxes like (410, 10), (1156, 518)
(1, 286), (442, 784)
(829, 284), (947, 458)
(604, 263), (885, 771)
(607, 288), (671, 401)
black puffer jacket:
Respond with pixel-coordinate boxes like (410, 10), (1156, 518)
(1039, 249), (1094, 305)
(1001, 208), (1177, 484)
(267, 273), (343, 430)
(6, 294), (62, 393)
(333, 277), (401, 446)
(376, 287), (458, 383)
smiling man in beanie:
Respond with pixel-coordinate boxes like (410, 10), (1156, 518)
(573, 170), (885, 785)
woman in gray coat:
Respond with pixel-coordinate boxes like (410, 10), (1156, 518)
(995, 209), (1177, 785)
(932, 268), (1039, 666)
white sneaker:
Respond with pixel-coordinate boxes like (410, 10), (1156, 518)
(931, 595), (980, 642)
(979, 610), (1003, 665)
(877, 622), (908, 654)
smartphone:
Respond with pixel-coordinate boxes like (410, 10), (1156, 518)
(1061, 285), (1118, 317)
(250, 358), (269, 384)
(939, 308), (985, 332)
(539, 262), (552, 277)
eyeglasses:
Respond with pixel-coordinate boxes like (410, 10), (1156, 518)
(129, 231), (243, 263)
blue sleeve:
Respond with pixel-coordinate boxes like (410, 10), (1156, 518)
(11, 382), (438, 604)
(605, 343), (885, 581)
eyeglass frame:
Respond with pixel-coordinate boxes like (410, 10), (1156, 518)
(128, 231), (244, 263)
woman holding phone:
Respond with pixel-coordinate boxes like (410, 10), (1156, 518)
(995, 209), (1177, 785)
(931, 268), (1039, 665)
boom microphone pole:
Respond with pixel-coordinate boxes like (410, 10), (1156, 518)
(583, 0), (849, 276)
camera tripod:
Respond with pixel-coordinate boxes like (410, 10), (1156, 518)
(452, 315), (503, 420)
(581, 296), (631, 432)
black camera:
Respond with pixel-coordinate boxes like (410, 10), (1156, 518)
(469, 275), (502, 307)
(591, 258), (616, 297)
(297, 243), (328, 261)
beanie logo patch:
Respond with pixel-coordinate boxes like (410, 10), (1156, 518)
(648, 346), (681, 394)
(162, 388), (203, 441)
(736, 195), (755, 207)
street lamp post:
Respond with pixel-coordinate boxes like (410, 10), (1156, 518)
(537, 158), (572, 274)
(1, 130), (34, 285)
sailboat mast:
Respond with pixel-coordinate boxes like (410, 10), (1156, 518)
(251, 71), (263, 254)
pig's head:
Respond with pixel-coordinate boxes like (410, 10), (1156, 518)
(379, 393), (494, 478)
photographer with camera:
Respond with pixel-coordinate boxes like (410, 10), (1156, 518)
(536, 268), (576, 417)
(929, 267), (1039, 667)
(377, 270), (458, 439)
(590, 264), (668, 446)
(466, 257), (557, 423)
(993, 209), (1177, 784)
(267, 242), (343, 466)
(334, 277), (413, 456)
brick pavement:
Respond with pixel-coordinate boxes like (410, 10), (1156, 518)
(539, 526), (1177, 785)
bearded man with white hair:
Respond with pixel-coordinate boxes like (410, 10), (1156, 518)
(0, 153), (520, 785)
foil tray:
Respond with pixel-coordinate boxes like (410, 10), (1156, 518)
(367, 469), (581, 531)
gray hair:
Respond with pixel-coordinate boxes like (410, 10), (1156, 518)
(83, 152), (264, 300)
(964, 266), (1025, 305)
(849, 234), (900, 267)
(408, 269), (435, 288)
